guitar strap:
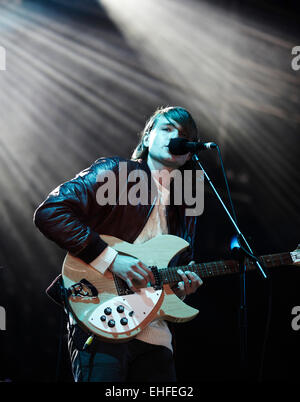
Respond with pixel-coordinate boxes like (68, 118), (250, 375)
(45, 274), (65, 307)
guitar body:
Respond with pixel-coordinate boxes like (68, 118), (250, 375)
(62, 234), (199, 342)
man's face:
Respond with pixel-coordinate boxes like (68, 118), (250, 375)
(144, 115), (191, 169)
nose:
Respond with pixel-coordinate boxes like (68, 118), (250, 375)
(170, 129), (181, 139)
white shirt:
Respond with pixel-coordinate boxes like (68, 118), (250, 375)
(90, 169), (173, 351)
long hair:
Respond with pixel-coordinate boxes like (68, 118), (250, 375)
(131, 106), (199, 165)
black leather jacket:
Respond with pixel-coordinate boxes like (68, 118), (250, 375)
(34, 157), (197, 268)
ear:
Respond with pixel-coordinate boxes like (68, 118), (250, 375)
(143, 132), (150, 147)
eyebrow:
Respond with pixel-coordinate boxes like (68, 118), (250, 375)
(160, 122), (178, 129)
(161, 123), (174, 127)
(160, 122), (186, 136)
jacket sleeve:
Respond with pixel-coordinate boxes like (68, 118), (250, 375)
(33, 158), (118, 264)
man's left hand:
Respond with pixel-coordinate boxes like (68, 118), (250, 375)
(172, 261), (203, 299)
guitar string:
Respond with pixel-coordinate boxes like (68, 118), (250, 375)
(158, 252), (292, 284)
(111, 252), (292, 290)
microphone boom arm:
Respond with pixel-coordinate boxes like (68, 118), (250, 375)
(192, 153), (267, 279)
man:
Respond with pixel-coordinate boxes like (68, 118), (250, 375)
(34, 106), (203, 382)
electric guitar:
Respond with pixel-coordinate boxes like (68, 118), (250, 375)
(62, 234), (300, 342)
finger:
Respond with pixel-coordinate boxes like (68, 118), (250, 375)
(184, 270), (193, 284)
(131, 270), (148, 287)
(135, 261), (155, 284)
(126, 278), (139, 293)
(188, 260), (195, 266)
(124, 268), (146, 289)
(183, 271), (199, 294)
(185, 273), (203, 295)
(185, 271), (195, 294)
(189, 272), (203, 286)
(144, 264), (155, 284)
(177, 269), (191, 288)
(132, 265), (149, 283)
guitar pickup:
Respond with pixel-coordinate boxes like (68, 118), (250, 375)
(150, 266), (162, 290)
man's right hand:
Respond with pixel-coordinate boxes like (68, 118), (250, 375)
(108, 254), (155, 293)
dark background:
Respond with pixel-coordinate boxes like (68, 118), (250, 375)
(0, 0), (299, 383)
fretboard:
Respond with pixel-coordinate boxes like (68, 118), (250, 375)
(159, 252), (293, 284)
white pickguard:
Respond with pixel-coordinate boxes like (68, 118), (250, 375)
(88, 287), (163, 334)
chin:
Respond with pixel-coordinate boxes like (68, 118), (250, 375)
(150, 152), (186, 169)
(162, 157), (185, 168)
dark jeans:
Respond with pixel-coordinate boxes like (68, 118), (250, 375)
(68, 324), (177, 382)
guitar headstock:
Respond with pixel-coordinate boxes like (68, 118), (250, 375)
(291, 244), (300, 266)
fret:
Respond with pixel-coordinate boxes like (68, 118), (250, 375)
(245, 259), (256, 271)
(204, 263), (213, 277)
(261, 255), (268, 266)
(264, 254), (273, 266)
(203, 263), (210, 277)
(280, 253), (283, 266)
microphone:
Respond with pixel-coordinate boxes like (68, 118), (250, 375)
(168, 138), (217, 155)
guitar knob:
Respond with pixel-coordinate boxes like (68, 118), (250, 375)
(100, 315), (106, 321)
(104, 307), (112, 315)
(108, 319), (115, 327)
(117, 305), (124, 313)
(120, 317), (128, 325)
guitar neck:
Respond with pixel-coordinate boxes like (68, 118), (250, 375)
(159, 252), (293, 284)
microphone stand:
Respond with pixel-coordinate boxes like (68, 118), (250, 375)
(192, 152), (267, 377)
